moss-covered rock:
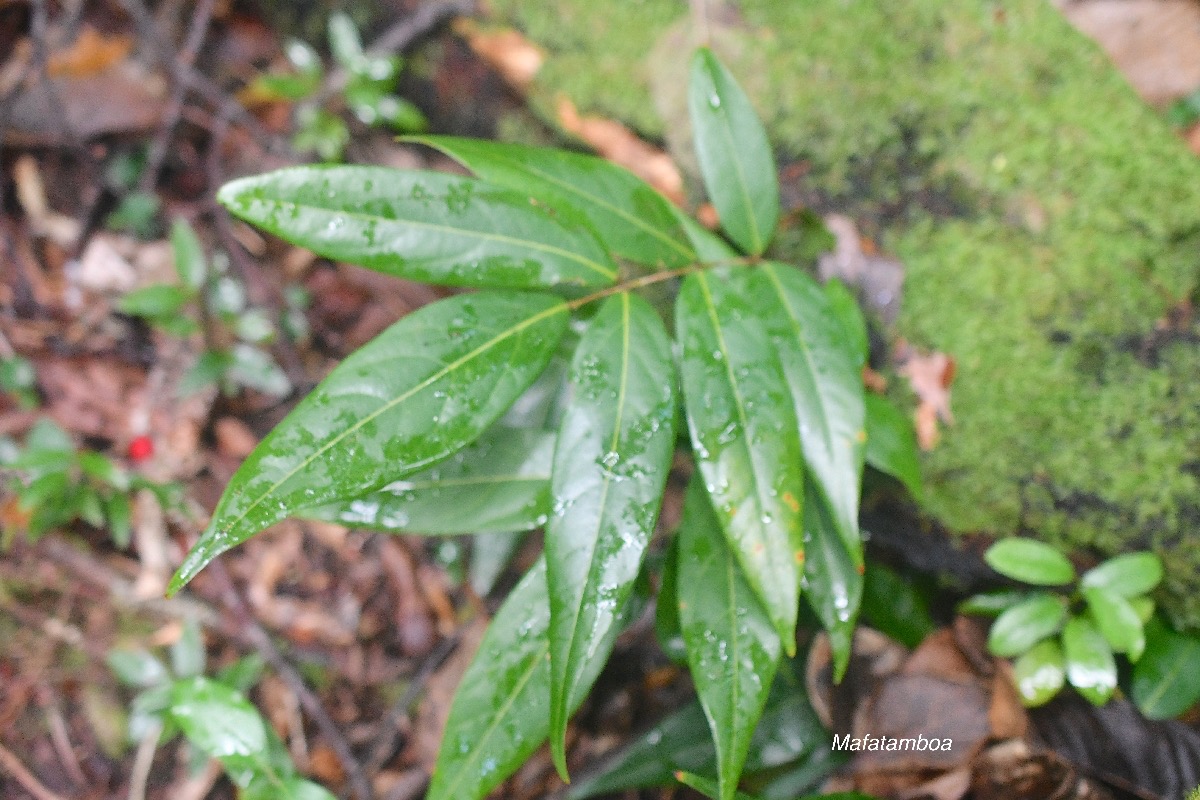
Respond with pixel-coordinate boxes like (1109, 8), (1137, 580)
(490, 0), (1200, 628)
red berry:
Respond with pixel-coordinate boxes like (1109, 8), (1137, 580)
(127, 435), (154, 462)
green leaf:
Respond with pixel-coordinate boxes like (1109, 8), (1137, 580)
(78, 452), (129, 491)
(754, 264), (865, 561)
(861, 561), (935, 649)
(170, 619), (206, 679)
(107, 649), (169, 688)
(117, 284), (194, 319)
(675, 771), (761, 800)
(655, 536), (688, 665)
(429, 558), (596, 800)
(170, 218), (207, 290)
(675, 209), (740, 262)
(1062, 616), (1117, 706)
(170, 292), (568, 593)
(958, 590), (1031, 617)
(412, 136), (696, 268)
(687, 48), (779, 255)
(104, 492), (132, 548)
(301, 427), (554, 534)
(863, 394), (922, 500)
(546, 293), (676, 778)
(984, 539), (1075, 586)
(1129, 595), (1156, 624)
(1083, 587), (1145, 661)
(1080, 552), (1164, 597)
(217, 167), (617, 290)
(244, 777), (336, 800)
(987, 594), (1067, 658)
(678, 479), (782, 800)
(801, 479), (861, 680)
(1012, 638), (1065, 707)
(1132, 616), (1200, 719)
(823, 279), (868, 366)
(225, 344), (291, 398)
(168, 676), (267, 760)
(327, 12), (363, 67)
(468, 530), (526, 597)
(676, 270), (804, 651)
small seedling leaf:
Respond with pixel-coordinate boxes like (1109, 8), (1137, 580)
(1062, 616), (1117, 706)
(1013, 638), (1065, 707)
(987, 594), (1067, 657)
(1080, 552), (1164, 597)
(984, 539), (1075, 586)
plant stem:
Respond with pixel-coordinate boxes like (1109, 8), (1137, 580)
(566, 256), (757, 311)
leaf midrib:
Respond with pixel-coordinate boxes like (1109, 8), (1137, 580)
(702, 60), (761, 253)
(215, 301), (567, 541)
(252, 196), (618, 282)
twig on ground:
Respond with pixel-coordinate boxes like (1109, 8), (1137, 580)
(138, 0), (218, 193)
(125, 724), (162, 800)
(206, 559), (375, 800)
(0, 741), (69, 800)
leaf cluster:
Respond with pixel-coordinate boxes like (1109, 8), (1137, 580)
(117, 218), (295, 398)
(175, 49), (922, 800)
(107, 621), (332, 799)
(965, 540), (1164, 707)
(0, 418), (175, 547)
(248, 13), (427, 162)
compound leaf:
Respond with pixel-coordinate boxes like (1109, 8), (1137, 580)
(546, 293), (676, 778)
(217, 167), (617, 290)
(429, 558), (598, 800)
(677, 270), (804, 652)
(412, 136), (695, 267)
(300, 427), (554, 534)
(688, 48), (779, 255)
(754, 264), (865, 561)
(678, 479), (782, 800)
(170, 292), (568, 592)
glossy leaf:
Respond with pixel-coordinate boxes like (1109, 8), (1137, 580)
(301, 427), (554, 534)
(546, 293), (676, 777)
(469, 531), (527, 597)
(655, 536), (688, 664)
(1084, 587), (1145, 661)
(677, 270), (804, 650)
(801, 479), (861, 680)
(861, 562), (935, 649)
(168, 677), (268, 760)
(1132, 617), (1200, 719)
(117, 285), (194, 318)
(987, 594), (1067, 658)
(1062, 616), (1117, 706)
(958, 590), (1032, 617)
(107, 649), (169, 688)
(217, 167), (618, 290)
(688, 48), (779, 255)
(1013, 638), (1065, 707)
(412, 136), (695, 267)
(984, 539), (1075, 586)
(1080, 553), (1164, 597)
(170, 292), (568, 592)
(863, 394), (922, 500)
(754, 263), (865, 561)
(678, 479), (782, 800)
(429, 558), (598, 800)
(823, 279), (868, 365)
(171, 218), (207, 290)
(676, 209), (740, 262)
(1129, 595), (1156, 624)
(675, 771), (760, 800)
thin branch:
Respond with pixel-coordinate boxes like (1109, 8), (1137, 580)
(565, 255), (757, 311)
(0, 741), (69, 800)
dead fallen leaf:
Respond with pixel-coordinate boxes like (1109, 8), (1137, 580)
(13, 156), (81, 247)
(556, 96), (685, 205)
(818, 214), (906, 325)
(73, 235), (138, 294)
(896, 341), (956, 451)
(47, 27), (133, 78)
(1187, 122), (1200, 157)
(453, 19), (544, 91)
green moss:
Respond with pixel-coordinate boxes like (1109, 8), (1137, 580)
(491, 0), (1200, 628)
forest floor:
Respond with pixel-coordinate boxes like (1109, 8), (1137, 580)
(3, 1), (1200, 800)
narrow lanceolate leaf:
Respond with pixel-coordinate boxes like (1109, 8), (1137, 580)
(1132, 617), (1200, 719)
(299, 427), (554, 534)
(677, 271), (805, 652)
(546, 293), (676, 779)
(1080, 553), (1164, 597)
(1083, 587), (1145, 661)
(217, 167), (617, 290)
(863, 393), (923, 500)
(801, 479), (862, 681)
(754, 264), (865, 561)
(411, 136), (696, 267)
(429, 558), (599, 800)
(1062, 616), (1117, 706)
(677, 479), (782, 800)
(170, 293), (568, 592)
(688, 48), (779, 255)
(984, 539), (1076, 586)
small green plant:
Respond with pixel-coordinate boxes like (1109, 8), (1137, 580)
(0, 355), (38, 410)
(249, 12), (427, 162)
(108, 620), (332, 799)
(0, 418), (173, 548)
(117, 218), (293, 398)
(170, 48), (921, 800)
(963, 539), (1163, 708)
